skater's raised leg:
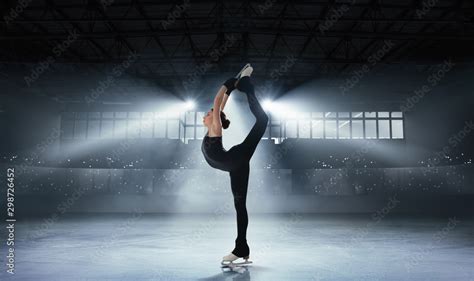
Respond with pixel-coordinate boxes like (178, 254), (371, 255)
(235, 68), (269, 162)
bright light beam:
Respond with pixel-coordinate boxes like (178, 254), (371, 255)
(262, 99), (297, 119)
(262, 99), (274, 111)
(185, 100), (196, 110)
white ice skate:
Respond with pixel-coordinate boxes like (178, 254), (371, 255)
(234, 63), (252, 79)
(234, 65), (254, 89)
(221, 253), (253, 268)
(239, 65), (253, 78)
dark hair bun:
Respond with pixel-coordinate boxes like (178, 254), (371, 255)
(222, 119), (231, 129)
(220, 111), (231, 129)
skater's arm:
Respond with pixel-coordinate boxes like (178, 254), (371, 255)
(212, 85), (227, 130)
(220, 93), (229, 111)
(220, 77), (238, 111)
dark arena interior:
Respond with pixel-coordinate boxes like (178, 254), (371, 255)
(1, 1), (474, 280)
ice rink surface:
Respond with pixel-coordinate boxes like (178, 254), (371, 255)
(1, 213), (473, 281)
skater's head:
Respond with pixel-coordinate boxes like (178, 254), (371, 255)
(203, 108), (231, 129)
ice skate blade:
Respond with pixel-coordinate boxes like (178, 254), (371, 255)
(221, 265), (249, 273)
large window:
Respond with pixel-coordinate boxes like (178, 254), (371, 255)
(60, 112), (185, 141)
(60, 111), (405, 143)
(269, 111), (404, 142)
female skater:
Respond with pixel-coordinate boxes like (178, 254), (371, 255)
(201, 64), (268, 265)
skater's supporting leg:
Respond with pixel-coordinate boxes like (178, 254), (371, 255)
(229, 163), (250, 257)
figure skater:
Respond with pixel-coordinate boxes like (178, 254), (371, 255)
(201, 64), (268, 266)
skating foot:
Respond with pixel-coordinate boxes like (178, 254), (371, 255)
(240, 66), (253, 78)
(235, 63), (251, 79)
(234, 66), (254, 89)
(221, 253), (252, 267)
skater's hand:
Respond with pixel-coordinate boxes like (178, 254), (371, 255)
(223, 78), (238, 96)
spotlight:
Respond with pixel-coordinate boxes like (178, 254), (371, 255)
(185, 100), (196, 110)
(262, 99), (273, 111)
(261, 99), (296, 119)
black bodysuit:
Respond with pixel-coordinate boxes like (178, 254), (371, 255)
(201, 76), (268, 257)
